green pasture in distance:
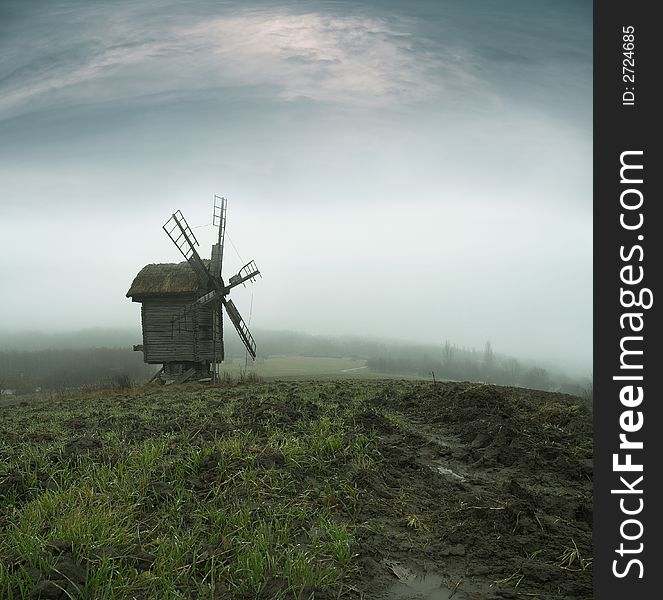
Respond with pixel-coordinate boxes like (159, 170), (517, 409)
(217, 356), (377, 378)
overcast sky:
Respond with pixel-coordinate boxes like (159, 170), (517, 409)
(0, 0), (592, 374)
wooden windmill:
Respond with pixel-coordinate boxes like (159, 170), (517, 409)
(126, 196), (260, 384)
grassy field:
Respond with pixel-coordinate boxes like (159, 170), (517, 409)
(217, 357), (416, 381)
(219, 356), (370, 379)
(0, 379), (592, 600)
(1, 383), (371, 599)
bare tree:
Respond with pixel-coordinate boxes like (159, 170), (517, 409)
(483, 341), (494, 368)
(504, 358), (521, 385)
(442, 339), (455, 365)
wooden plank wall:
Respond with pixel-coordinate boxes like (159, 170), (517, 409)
(140, 295), (215, 363)
(196, 305), (215, 361)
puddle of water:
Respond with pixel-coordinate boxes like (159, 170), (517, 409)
(389, 573), (467, 599)
(429, 463), (466, 482)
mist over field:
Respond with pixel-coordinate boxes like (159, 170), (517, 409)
(0, 327), (590, 399)
(0, 0), (592, 377)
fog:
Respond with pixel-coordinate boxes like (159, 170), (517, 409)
(0, 0), (592, 376)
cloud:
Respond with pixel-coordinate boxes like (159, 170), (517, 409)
(0, 7), (484, 119)
(178, 12), (473, 106)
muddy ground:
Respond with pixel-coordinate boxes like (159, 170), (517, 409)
(0, 379), (592, 599)
(354, 381), (592, 600)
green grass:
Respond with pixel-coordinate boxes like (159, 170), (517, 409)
(218, 356), (419, 380)
(0, 382), (382, 599)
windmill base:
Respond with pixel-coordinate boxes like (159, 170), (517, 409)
(160, 361), (213, 385)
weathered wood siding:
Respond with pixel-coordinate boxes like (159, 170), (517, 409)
(195, 304), (215, 361)
(140, 295), (215, 363)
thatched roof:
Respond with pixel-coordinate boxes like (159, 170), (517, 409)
(126, 261), (208, 298)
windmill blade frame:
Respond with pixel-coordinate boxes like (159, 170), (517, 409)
(192, 289), (221, 307)
(163, 210), (210, 288)
(223, 297), (257, 359)
(210, 196), (227, 281)
(227, 260), (261, 290)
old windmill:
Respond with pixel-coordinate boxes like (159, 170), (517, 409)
(126, 196), (261, 384)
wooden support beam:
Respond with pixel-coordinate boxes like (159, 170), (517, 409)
(147, 367), (163, 384)
(166, 367), (196, 385)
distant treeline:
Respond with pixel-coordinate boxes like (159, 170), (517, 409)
(248, 332), (588, 395)
(0, 348), (156, 393)
(366, 341), (587, 396)
(0, 328), (140, 352)
(0, 329), (590, 396)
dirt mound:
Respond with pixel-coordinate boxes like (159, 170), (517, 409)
(377, 381), (592, 478)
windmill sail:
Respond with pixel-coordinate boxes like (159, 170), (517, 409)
(223, 297), (257, 359)
(228, 261), (261, 290)
(210, 196), (227, 280)
(192, 289), (220, 307)
(163, 211), (210, 287)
